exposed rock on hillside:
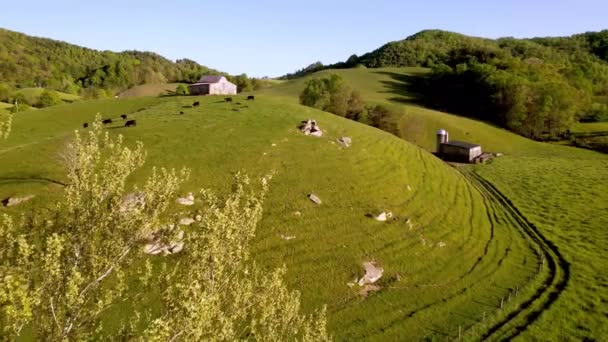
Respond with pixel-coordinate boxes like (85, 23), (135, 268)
(143, 226), (185, 256)
(308, 193), (322, 204)
(374, 211), (393, 222)
(177, 192), (195, 205)
(120, 192), (145, 213)
(358, 261), (384, 286)
(1, 195), (35, 207)
(300, 119), (323, 137)
(337, 137), (352, 148)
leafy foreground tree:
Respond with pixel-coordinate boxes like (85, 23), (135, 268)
(0, 113), (11, 139)
(0, 117), (329, 340)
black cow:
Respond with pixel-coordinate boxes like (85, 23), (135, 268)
(193, 101), (200, 107)
(102, 119), (112, 124)
(247, 95), (255, 101)
(180, 111), (184, 115)
(121, 114), (127, 120)
(83, 123), (88, 128)
(224, 97), (232, 102)
(125, 120), (137, 127)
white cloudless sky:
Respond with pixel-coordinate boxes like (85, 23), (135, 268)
(1, 0), (607, 77)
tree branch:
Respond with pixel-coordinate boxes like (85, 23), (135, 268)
(77, 247), (131, 299)
(50, 297), (61, 331)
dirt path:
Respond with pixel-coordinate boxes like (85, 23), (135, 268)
(461, 168), (570, 340)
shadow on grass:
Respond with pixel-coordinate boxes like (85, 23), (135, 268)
(0, 176), (67, 187)
(373, 71), (429, 106)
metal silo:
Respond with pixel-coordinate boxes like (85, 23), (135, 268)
(436, 129), (449, 152)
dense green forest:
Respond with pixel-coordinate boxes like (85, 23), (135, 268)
(286, 30), (608, 139)
(0, 28), (264, 106)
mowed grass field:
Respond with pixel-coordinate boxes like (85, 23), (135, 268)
(263, 67), (608, 339)
(0, 95), (550, 340)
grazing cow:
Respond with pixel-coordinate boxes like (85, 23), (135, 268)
(180, 111), (184, 115)
(83, 123), (88, 128)
(121, 114), (127, 120)
(193, 101), (200, 107)
(247, 95), (255, 101)
(125, 120), (137, 127)
(224, 97), (232, 102)
(102, 119), (112, 124)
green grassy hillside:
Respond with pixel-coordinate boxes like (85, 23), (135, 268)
(0, 95), (550, 340)
(262, 67), (608, 339)
(0, 101), (12, 115)
(118, 83), (182, 98)
(14, 87), (80, 104)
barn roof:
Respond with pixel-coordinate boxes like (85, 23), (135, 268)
(197, 75), (225, 83)
(441, 140), (480, 149)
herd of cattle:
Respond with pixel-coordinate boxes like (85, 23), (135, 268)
(82, 95), (256, 130)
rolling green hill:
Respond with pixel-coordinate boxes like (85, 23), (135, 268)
(13, 87), (80, 104)
(1, 56), (607, 340)
(1, 93), (563, 340)
(262, 66), (608, 339)
(118, 83), (182, 98)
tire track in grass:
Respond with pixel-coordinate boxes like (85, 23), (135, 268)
(358, 174), (510, 338)
(362, 166), (540, 339)
(462, 169), (570, 340)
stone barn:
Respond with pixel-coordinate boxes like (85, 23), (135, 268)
(188, 75), (237, 95)
(436, 129), (483, 163)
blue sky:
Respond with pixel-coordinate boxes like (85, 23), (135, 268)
(1, 0), (607, 77)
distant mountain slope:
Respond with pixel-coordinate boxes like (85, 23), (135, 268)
(0, 28), (219, 93)
(283, 29), (608, 141)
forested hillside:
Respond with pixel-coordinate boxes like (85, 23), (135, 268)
(286, 30), (608, 139)
(0, 29), (217, 94)
(0, 28), (219, 99)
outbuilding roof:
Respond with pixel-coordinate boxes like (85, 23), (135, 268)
(441, 140), (480, 149)
(196, 75), (225, 83)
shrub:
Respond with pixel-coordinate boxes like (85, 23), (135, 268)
(37, 90), (62, 108)
(175, 83), (190, 95)
(300, 74), (364, 118)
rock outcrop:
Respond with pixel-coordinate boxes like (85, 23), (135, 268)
(374, 211), (393, 222)
(299, 119), (323, 137)
(176, 192), (195, 206)
(1, 195), (35, 207)
(143, 226), (185, 256)
(358, 261), (384, 286)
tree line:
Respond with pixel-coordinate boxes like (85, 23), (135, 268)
(299, 74), (398, 133)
